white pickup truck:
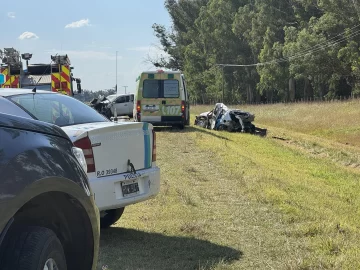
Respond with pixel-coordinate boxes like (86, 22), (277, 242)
(65, 121), (160, 228)
(1, 89), (160, 228)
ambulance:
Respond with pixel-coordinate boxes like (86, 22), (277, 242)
(133, 70), (190, 129)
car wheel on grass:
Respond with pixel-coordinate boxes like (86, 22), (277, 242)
(100, 207), (125, 229)
(1, 226), (67, 270)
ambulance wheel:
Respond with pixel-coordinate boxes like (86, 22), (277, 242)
(186, 115), (190, 126)
(175, 124), (184, 130)
(100, 207), (125, 229)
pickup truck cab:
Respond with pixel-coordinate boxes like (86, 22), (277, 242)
(0, 88), (161, 228)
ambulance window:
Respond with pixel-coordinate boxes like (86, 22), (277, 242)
(164, 80), (179, 98)
(143, 80), (160, 98)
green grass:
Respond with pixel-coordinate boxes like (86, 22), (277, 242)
(98, 101), (360, 269)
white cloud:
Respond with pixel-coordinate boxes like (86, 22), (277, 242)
(18, 31), (39, 40)
(7, 12), (15, 19)
(46, 49), (120, 61)
(65, 19), (91, 29)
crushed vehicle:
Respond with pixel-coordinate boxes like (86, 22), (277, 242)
(195, 103), (267, 136)
(89, 93), (134, 120)
(89, 95), (112, 119)
(1, 88), (161, 229)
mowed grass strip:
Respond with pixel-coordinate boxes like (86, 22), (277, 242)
(189, 121), (360, 269)
(98, 100), (360, 269)
(97, 127), (314, 270)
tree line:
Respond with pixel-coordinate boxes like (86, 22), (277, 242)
(150, 0), (360, 104)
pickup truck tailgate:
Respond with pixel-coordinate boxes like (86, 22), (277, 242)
(63, 121), (153, 177)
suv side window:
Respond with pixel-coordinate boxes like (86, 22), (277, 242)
(116, 96), (126, 104)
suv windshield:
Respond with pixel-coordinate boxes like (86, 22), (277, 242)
(8, 93), (109, 127)
(143, 79), (179, 98)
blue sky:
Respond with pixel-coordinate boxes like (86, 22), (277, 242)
(1, 0), (172, 94)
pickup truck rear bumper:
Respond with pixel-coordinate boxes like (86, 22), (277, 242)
(88, 166), (160, 211)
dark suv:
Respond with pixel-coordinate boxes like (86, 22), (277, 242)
(0, 111), (100, 270)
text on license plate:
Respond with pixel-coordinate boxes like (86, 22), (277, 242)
(121, 179), (140, 197)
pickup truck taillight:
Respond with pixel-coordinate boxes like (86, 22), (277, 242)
(152, 129), (156, 162)
(73, 136), (95, 173)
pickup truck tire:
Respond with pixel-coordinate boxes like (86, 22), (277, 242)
(1, 226), (67, 270)
(100, 207), (125, 229)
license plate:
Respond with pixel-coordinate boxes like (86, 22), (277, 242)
(121, 180), (140, 197)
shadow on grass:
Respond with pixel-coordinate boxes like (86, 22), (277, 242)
(154, 126), (233, 141)
(99, 228), (242, 270)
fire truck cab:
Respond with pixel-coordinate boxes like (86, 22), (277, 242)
(0, 48), (82, 96)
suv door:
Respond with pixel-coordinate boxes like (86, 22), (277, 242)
(128, 94), (134, 115)
(113, 96), (127, 115)
(124, 95), (132, 115)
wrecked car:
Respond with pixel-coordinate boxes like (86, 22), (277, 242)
(89, 94), (134, 120)
(89, 96), (112, 119)
(195, 103), (266, 135)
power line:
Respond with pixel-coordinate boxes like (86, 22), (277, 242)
(283, 23), (360, 60)
(216, 25), (360, 68)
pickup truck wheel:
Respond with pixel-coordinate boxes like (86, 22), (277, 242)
(100, 207), (125, 229)
(1, 226), (67, 270)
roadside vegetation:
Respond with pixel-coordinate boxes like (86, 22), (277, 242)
(98, 101), (360, 270)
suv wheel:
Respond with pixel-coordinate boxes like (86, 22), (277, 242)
(1, 226), (67, 270)
(100, 207), (125, 229)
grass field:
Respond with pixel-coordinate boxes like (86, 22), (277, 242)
(98, 100), (360, 270)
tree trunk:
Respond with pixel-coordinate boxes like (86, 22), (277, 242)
(247, 85), (253, 103)
(289, 77), (295, 101)
(303, 77), (313, 99)
(267, 89), (274, 103)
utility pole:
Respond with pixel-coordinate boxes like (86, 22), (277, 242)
(222, 65), (225, 103)
(123, 85), (128, 94)
(215, 64), (225, 103)
(115, 51), (118, 95)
